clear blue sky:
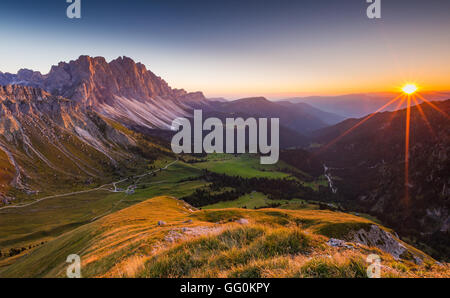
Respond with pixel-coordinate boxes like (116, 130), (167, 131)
(1, 0), (449, 98)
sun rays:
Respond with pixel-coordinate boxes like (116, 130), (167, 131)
(317, 84), (449, 203)
(404, 94), (412, 203)
(316, 94), (404, 154)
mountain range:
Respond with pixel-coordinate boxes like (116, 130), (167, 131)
(0, 56), (350, 152)
(0, 56), (206, 130)
(0, 55), (449, 261)
(205, 97), (344, 131)
(0, 55), (345, 135)
(0, 55), (342, 203)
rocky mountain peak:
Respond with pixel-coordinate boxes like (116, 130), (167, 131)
(36, 55), (201, 106)
(0, 55), (208, 129)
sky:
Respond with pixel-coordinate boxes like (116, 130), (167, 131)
(0, 0), (449, 98)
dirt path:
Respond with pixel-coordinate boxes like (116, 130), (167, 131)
(0, 159), (178, 211)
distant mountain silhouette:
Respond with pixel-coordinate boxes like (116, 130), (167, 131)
(284, 92), (450, 118)
(206, 97), (339, 134)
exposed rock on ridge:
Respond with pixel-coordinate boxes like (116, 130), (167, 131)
(0, 56), (208, 129)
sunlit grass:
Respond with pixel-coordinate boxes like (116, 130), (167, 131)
(1, 196), (448, 278)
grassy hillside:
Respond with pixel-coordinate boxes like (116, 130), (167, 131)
(1, 154), (447, 278)
(0, 154), (318, 268)
(0, 160), (207, 262)
(1, 196), (448, 278)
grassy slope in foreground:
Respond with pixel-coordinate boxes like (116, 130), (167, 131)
(1, 196), (448, 278)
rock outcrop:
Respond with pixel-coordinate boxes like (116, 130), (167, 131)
(348, 225), (408, 260)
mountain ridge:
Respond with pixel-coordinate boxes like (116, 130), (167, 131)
(1, 56), (350, 134)
(313, 99), (450, 259)
(0, 56), (207, 130)
(206, 96), (333, 134)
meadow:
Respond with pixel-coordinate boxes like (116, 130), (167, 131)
(191, 154), (292, 179)
(0, 160), (205, 265)
(0, 154), (328, 271)
(202, 192), (308, 210)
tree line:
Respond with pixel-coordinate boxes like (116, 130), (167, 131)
(181, 170), (332, 207)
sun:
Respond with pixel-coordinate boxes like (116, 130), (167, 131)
(402, 84), (418, 94)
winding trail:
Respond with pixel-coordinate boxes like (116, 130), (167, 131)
(0, 159), (178, 211)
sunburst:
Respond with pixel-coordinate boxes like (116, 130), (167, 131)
(317, 83), (449, 203)
(402, 84), (418, 94)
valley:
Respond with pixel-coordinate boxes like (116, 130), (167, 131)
(1, 153), (448, 277)
(0, 55), (448, 277)
(0, 154), (324, 266)
(2, 0), (450, 284)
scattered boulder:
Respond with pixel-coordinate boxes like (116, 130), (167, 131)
(164, 226), (224, 243)
(327, 238), (354, 249)
(165, 230), (183, 243)
(235, 218), (249, 225)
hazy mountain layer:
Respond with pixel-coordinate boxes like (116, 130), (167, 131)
(285, 92), (450, 118)
(205, 97), (335, 134)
